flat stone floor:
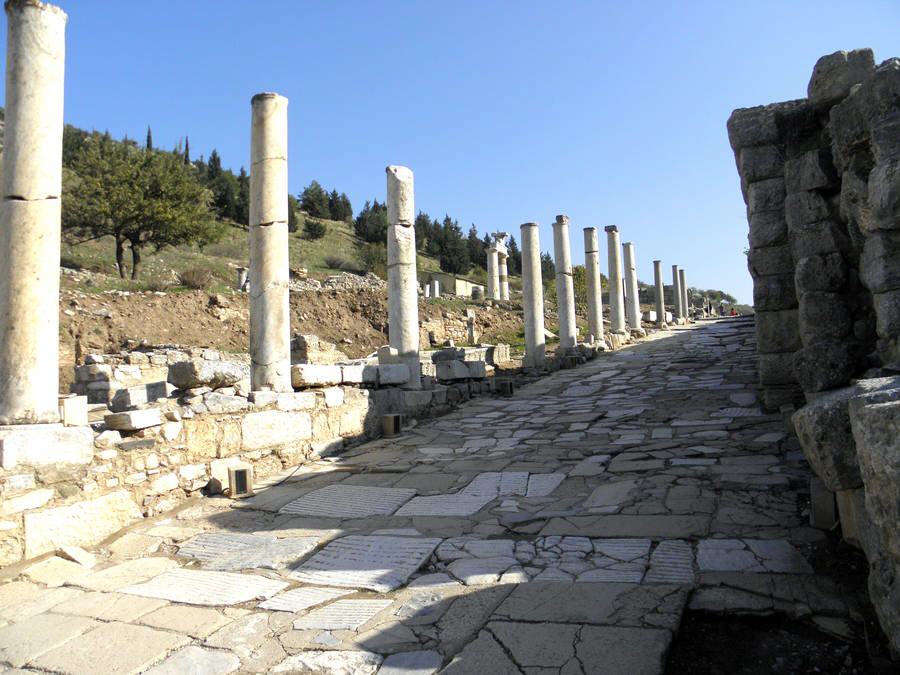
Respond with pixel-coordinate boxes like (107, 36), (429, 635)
(0, 318), (854, 674)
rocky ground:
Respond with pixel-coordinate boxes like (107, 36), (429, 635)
(0, 319), (883, 674)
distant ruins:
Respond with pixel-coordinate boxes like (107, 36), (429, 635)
(729, 49), (900, 651)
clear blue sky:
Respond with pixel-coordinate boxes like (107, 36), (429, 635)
(3, 1), (897, 303)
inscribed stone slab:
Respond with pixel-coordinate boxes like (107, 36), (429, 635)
(122, 568), (287, 606)
(644, 540), (696, 584)
(292, 598), (392, 630)
(462, 472), (529, 497)
(526, 473), (566, 497)
(395, 494), (494, 517)
(259, 586), (351, 612)
(289, 535), (441, 592)
(279, 484), (416, 518)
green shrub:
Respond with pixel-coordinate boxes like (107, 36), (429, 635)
(303, 218), (327, 240)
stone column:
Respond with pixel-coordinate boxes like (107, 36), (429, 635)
(583, 227), (604, 343)
(605, 226), (626, 333)
(0, 0), (67, 424)
(386, 166), (421, 389)
(486, 247), (500, 300)
(552, 215), (577, 349)
(249, 93), (292, 392)
(653, 260), (665, 327)
(671, 265), (683, 320)
(498, 253), (510, 300)
(679, 268), (689, 321)
(520, 222), (546, 368)
(623, 242), (641, 332)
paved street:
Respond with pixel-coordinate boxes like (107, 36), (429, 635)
(0, 319), (850, 674)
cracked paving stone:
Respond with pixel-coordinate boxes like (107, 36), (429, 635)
(122, 568), (288, 605)
(278, 483), (417, 518)
(292, 598), (393, 630)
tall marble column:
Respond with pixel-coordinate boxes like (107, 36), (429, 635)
(583, 227), (604, 343)
(498, 253), (510, 301)
(486, 247), (500, 300)
(0, 0), (67, 424)
(520, 222), (546, 368)
(679, 268), (689, 322)
(623, 242), (641, 332)
(386, 166), (421, 389)
(249, 93), (292, 392)
(653, 260), (666, 327)
(552, 215), (577, 349)
(672, 264), (683, 320)
(605, 226), (626, 333)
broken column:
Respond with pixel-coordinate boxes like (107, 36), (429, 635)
(0, 0), (67, 424)
(671, 264), (683, 321)
(583, 227), (604, 343)
(552, 215), (577, 350)
(249, 93), (292, 392)
(623, 242), (641, 332)
(498, 251), (510, 301)
(679, 268), (689, 321)
(605, 226), (626, 333)
(520, 222), (545, 368)
(386, 166), (421, 389)
(653, 260), (666, 327)
(486, 246), (500, 300)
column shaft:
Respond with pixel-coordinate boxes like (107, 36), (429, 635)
(498, 254), (509, 300)
(249, 93), (292, 392)
(486, 247), (500, 300)
(552, 215), (577, 349)
(605, 226), (626, 333)
(583, 227), (604, 342)
(386, 166), (421, 389)
(672, 265), (682, 319)
(520, 223), (545, 368)
(623, 242), (641, 331)
(679, 269), (689, 321)
(653, 260), (665, 327)
(0, 1), (68, 424)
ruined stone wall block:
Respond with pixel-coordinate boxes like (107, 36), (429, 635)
(24, 490), (142, 559)
(104, 408), (162, 431)
(340, 364), (378, 385)
(762, 386), (804, 412)
(748, 244), (794, 277)
(752, 274), (798, 311)
(738, 145), (785, 183)
(798, 291), (853, 341)
(789, 221), (851, 259)
(0, 424), (93, 470)
(727, 103), (786, 149)
(839, 171), (875, 233)
(168, 359), (247, 390)
(755, 310), (801, 353)
(785, 149), (839, 193)
(860, 230), (900, 293)
(290, 364), (343, 388)
(795, 253), (847, 292)
(829, 89), (869, 172)
(793, 341), (857, 393)
(241, 410), (312, 451)
(747, 178), (786, 214)
(749, 210), (788, 248)
(808, 49), (875, 107)
(784, 191), (833, 228)
(868, 159), (900, 227)
(873, 289), (900, 338)
(758, 352), (798, 385)
(377, 364), (410, 386)
(871, 110), (900, 164)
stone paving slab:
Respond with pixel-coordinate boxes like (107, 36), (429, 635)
(143, 645), (241, 675)
(278, 484), (416, 518)
(259, 586), (352, 612)
(395, 494), (494, 517)
(292, 598), (393, 630)
(0, 613), (98, 668)
(122, 568), (288, 606)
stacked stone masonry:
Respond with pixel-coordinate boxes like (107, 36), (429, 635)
(729, 49), (900, 652)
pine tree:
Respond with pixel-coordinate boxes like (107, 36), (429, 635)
(299, 180), (330, 219)
(467, 224), (484, 269)
(507, 235), (521, 275)
(414, 211), (432, 251)
(145, 126), (153, 151)
(207, 149), (223, 180)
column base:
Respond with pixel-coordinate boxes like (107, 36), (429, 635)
(0, 423), (94, 470)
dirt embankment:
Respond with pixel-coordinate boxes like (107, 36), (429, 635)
(59, 285), (525, 392)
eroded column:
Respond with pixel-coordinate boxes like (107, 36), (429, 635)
(498, 253), (509, 301)
(552, 215), (577, 349)
(679, 268), (689, 322)
(653, 260), (666, 327)
(672, 264), (683, 320)
(605, 226), (626, 333)
(249, 93), (292, 392)
(583, 227), (604, 343)
(0, 1), (67, 424)
(520, 222), (546, 368)
(486, 247), (500, 300)
(386, 166), (421, 389)
(623, 242), (641, 332)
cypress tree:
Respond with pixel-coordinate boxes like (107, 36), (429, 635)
(145, 126), (153, 151)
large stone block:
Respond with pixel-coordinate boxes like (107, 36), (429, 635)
(785, 149), (839, 193)
(727, 101), (805, 150)
(829, 88), (868, 172)
(377, 364), (410, 386)
(758, 352), (798, 385)
(747, 178), (786, 215)
(748, 244), (794, 278)
(168, 359), (247, 390)
(105, 408), (162, 431)
(753, 274), (797, 311)
(798, 291), (852, 341)
(794, 253), (847, 293)
(24, 490), (142, 559)
(110, 382), (172, 413)
(241, 410), (311, 451)
(839, 170), (874, 233)
(755, 310), (801, 354)
(738, 145), (785, 183)
(789, 221), (851, 259)
(868, 159), (900, 229)
(784, 191), (832, 228)
(808, 49), (874, 107)
(860, 230), (900, 293)
(291, 364), (342, 388)
(792, 376), (900, 491)
(749, 210), (788, 248)
(0, 424), (94, 470)
(873, 289), (900, 338)
(793, 341), (857, 393)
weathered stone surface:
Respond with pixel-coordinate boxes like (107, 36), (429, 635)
(753, 274), (797, 311)
(260, 586), (351, 612)
(748, 244), (794, 277)
(440, 630), (521, 675)
(793, 341), (856, 393)
(749, 210), (788, 248)
(0, 613), (98, 668)
(241, 409), (311, 450)
(758, 352), (797, 385)
(143, 646), (241, 675)
(860, 230), (900, 293)
(290, 363), (343, 387)
(122, 568), (287, 605)
(785, 150), (838, 193)
(168, 358), (246, 389)
(747, 178), (786, 215)
(795, 253), (847, 293)
(755, 310), (801, 353)
(798, 291), (852, 340)
(137, 604), (234, 638)
(739, 145), (784, 183)
(272, 650), (383, 674)
(104, 407), (162, 431)
(24, 490), (142, 558)
(77, 558), (179, 592)
(808, 49), (874, 106)
(789, 221), (851, 260)
(379, 650), (442, 675)
(293, 598), (392, 630)
(49, 591), (166, 622)
(279, 483), (416, 518)
(793, 377), (900, 490)
(575, 625), (672, 675)
(0, 423), (93, 470)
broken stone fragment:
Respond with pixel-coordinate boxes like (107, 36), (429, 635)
(167, 358), (247, 390)
(104, 408), (162, 432)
